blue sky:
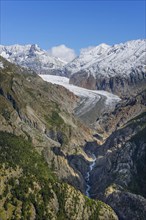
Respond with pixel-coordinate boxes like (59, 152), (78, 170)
(0, 0), (145, 54)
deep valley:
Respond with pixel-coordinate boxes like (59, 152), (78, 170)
(0, 39), (146, 220)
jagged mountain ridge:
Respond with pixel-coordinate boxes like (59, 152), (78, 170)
(0, 44), (66, 75)
(64, 43), (110, 75)
(1, 39), (145, 78)
(69, 39), (146, 96)
(67, 39), (145, 76)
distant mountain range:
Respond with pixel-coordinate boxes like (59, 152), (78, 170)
(68, 39), (146, 96)
(0, 44), (66, 75)
(0, 39), (146, 96)
(66, 40), (145, 75)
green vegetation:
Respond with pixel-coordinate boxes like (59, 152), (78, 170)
(0, 131), (113, 220)
(0, 131), (55, 181)
(54, 183), (68, 220)
(44, 110), (70, 145)
(0, 131), (56, 219)
(44, 110), (64, 127)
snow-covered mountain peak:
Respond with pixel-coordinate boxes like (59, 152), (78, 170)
(95, 43), (110, 50)
(69, 39), (146, 96)
(0, 39), (145, 79)
(0, 44), (67, 75)
(64, 43), (111, 74)
(81, 43), (110, 57)
(80, 43), (109, 54)
(29, 44), (42, 53)
(66, 39), (146, 77)
(87, 43), (110, 57)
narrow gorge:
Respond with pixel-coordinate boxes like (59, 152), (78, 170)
(85, 154), (96, 198)
(64, 81), (146, 220)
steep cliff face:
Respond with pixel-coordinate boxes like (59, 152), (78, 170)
(84, 88), (146, 220)
(69, 67), (146, 97)
(67, 87), (146, 220)
(94, 89), (146, 138)
(89, 113), (146, 220)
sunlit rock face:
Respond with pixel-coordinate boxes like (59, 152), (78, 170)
(69, 39), (146, 97)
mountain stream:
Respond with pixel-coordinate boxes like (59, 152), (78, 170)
(85, 154), (96, 197)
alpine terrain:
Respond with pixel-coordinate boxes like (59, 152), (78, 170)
(0, 38), (146, 220)
(68, 39), (146, 97)
(0, 44), (66, 76)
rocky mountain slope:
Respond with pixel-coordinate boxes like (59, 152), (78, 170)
(90, 112), (146, 220)
(82, 87), (146, 220)
(0, 131), (118, 220)
(0, 44), (66, 75)
(0, 49), (146, 220)
(69, 39), (146, 97)
(43, 69), (146, 220)
(0, 56), (118, 219)
(95, 89), (146, 138)
(0, 55), (91, 189)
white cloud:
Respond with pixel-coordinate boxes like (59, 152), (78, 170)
(48, 44), (76, 63)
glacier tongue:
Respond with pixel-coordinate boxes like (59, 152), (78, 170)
(40, 74), (121, 122)
(39, 74), (120, 103)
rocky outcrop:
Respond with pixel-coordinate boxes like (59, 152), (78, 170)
(94, 89), (146, 138)
(88, 113), (146, 220)
(70, 71), (96, 90)
(105, 190), (146, 220)
(69, 66), (146, 97)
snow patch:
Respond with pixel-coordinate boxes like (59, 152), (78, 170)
(0, 62), (4, 69)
